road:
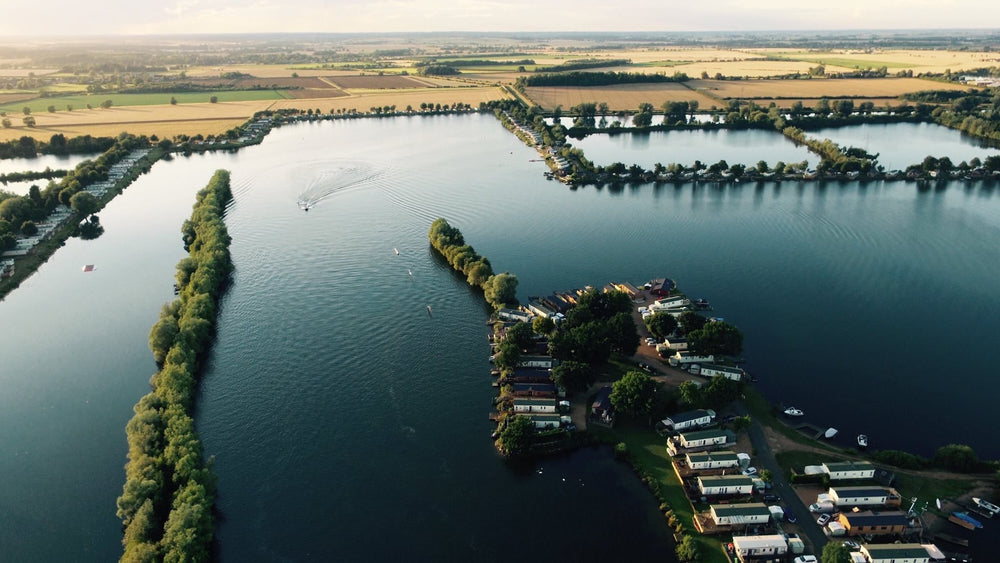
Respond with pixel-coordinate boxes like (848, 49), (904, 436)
(736, 402), (829, 555)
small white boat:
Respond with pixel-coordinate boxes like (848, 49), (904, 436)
(394, 247), (399, 255)
(857, 434), (869, 448)
(824, 427), (839, 439)
(783, 407), (804, 417)
(426, 305), (432, 315)
(973, 497), (1000, 516)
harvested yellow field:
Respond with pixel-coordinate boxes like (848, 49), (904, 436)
(672, 60), (853, 78)
(0, 101), (272, 142)
(267, 86), (507, 112)
(0, 68), (59, 77)
(523, 83), (720, 111)
(748, 48), (1000, 74)
(688, 78), (971, 99)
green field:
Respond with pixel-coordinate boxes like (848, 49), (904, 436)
(0, 90), (287, 113)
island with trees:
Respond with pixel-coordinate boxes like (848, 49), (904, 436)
(117, 170), (233, 562)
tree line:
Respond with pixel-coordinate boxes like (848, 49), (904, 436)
(0, 133), (114, 159)
(537, 59), (630, 73)
(0, 135), (150, 252)
(0, 167), (68, 185)
(428, 218), (517, 309)
(117, 170), (233, 562)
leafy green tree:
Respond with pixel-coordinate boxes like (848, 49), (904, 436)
(504, 321), (534, 351)
(610, 371), (657, 420)
(678, 380), (704, 408)
(1, 117), (9, 128)
(101, 99), (113, 109)
(687, 321), (743, 357)
(821, 542), (851, 563)
(493, 340), (521, 370)
(933, 444), (980, 472)
(759, 469), (773, 483)
(70, 191), (99, 217)
(209, 96), (218, 104)
(550, 361), (594, 395)
(22, 106), (30, 115)
(170, 97), (178, 105)
(702, 375), (741, 409)
(606, 312), (639, 356)
(532, 315), (555, 336)
(22, 115), (35, 127)
(732, 415), (752, 433)
(678, 311), (707, 334)
(675, 535), (699, 561)
(19, 220), (36, 236)
(645, 312), (678, 339)
(497, 415), (533, 457)
(483, 272), (518, 308)
(47, 105), (56, 113)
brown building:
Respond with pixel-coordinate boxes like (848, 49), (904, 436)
(837, 510), (909, 537)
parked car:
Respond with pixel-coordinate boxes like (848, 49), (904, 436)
(816, 514), (832, 526)
(742, 466), (758, 476)
(843, 540), (861, 551)
(762, 493), (779, 502)
(793, 556), (817, 563)
(786, 512), (797, 523)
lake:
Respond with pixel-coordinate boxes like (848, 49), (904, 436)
(0, 152), (101, 175)
(570, 128), (817, 169)
(2, 114), (999, 561)
(811, 122), (1000, 170)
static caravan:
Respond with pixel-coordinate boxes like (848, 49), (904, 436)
(670, 351), (715, 367)
(710, 503), (770, 526)
(699, 363), (745, 381)
(860, 544), (929, 563)
(698, 475), (754, 496)
(686, 450), (740, 470)
(822, 461), (876, 480)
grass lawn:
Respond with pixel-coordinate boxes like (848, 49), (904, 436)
(591, 423), (730, 563)
(0, 90), (287, 113)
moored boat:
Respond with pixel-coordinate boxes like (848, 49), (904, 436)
(824, 427), (838, 439)
(953, 511), (983, 529)
(973, 497), (1000, 516)
(857, 434), (869, 448)
(948, 514), (976, 530)
(783, 407), (804, 417)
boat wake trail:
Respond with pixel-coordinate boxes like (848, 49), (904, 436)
(296, 161), (381, 210)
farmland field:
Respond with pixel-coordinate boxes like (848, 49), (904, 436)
(687, 77), (971, 99)
(0, 101), (272, 141)
(0, 90), (287, 113)
(267, 85), (507, 112)
(524, 83), (720, 111)
(326, 75), (434, 89)
(750, 48), (1000, 74)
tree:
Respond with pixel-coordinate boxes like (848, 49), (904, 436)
(702, 376), (741, 409)
(22, 116), (35, 127)
(1, 117), (9, 128)
(170, 97), (178, 105)
(209, 96), (218, 104)
(678, 380), (704, 408)
(504, 321), (534, 351)
(933, 444), (980, 472)
(70, 191), (99, 217)
(645, 312), (678, 339)
(675, 534), (699, 561)
(483, 272), (518, 308)
(47, 105), (56, 113)
(493, 340), (521, 370)
(687, 321), (743, 357)
(550, 361), (594, 395)
(22, 106), (30, 115)
(610, 371), (657, 420)
(19, 220), (37, 236)
(497, 415), (533, 457)
(101, 99), (113, 109)
(532, 315), (555, 336)
(821, 542), (851, 563)
(678, 311), (707, 334)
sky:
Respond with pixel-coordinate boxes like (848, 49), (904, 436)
(1, 0), (999, 36)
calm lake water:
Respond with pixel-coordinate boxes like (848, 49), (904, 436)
(2, 114), (1000, 560)
(0, 152), (101, 175)
(811, 122), (1000, 170)
(571, 128), (817, 169)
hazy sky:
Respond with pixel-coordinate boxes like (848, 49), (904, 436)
(2, 0), (999, 36)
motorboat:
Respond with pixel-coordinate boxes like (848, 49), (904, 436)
(783, 407), (804, 417)
(973, 497), (1000, 516)
(857, 434), (869, 448)
(824, 427), (838, 439)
